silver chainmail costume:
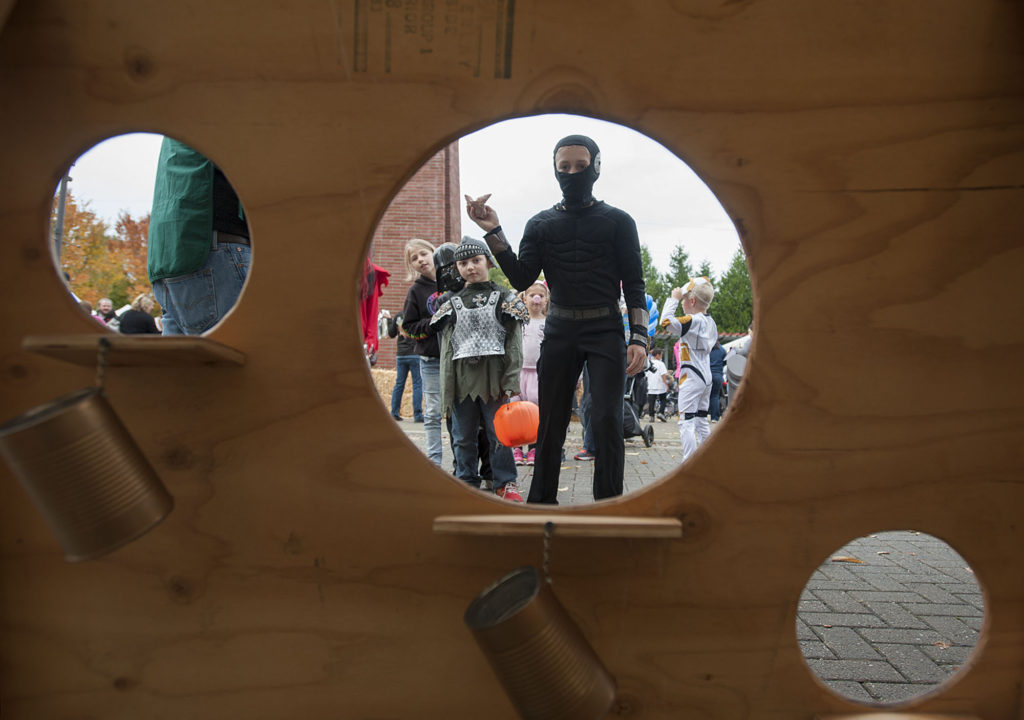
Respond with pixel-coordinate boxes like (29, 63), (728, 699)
(448, 291), (505, 360)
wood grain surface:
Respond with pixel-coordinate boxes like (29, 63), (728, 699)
(0, 1), (1021, 718)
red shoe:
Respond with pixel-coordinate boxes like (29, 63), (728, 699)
(525, 448), (535, 465)
(512, 447), (525, 465)
(495, 482), (524, 503)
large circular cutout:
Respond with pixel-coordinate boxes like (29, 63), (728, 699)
(364, 114), (751, 504)
(798, 530), (984, 705)
(52, 133), (252, 335)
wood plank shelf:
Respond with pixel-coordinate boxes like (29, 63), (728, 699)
(23, 335), (246, 367)
(818, 715), (980, 720)
(433, 514), (683, 539)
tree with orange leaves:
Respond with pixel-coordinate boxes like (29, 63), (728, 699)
(52, 189), (152, 310)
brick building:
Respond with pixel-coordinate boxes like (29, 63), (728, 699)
(368, 143), (461, 369)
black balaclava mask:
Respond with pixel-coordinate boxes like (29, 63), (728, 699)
(553, 134), (601, 208)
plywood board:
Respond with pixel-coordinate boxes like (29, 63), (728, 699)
(0, 1), (1021, 718)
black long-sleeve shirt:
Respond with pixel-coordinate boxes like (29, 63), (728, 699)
(493, 200), (646, 315)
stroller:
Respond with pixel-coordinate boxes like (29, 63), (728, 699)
(623, 366), (655, 448)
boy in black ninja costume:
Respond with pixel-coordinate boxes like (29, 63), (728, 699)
(465, 134), (648, 503)
(430, 237), (529, 502)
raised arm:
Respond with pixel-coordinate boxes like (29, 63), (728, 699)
(465, 194), (499, 232)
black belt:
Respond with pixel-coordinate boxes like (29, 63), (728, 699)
(548, 302), (618, 321)
(213, 230), (250, 246)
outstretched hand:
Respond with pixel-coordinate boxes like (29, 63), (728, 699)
(465, 193), (500, 231)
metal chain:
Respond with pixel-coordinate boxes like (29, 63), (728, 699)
(542, 521), (554, 585)
(95, 337), (111, 390)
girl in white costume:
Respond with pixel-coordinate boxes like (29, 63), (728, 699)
(660, 277), (718, 462)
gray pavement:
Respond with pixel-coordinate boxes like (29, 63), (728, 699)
(398, 415), (983, 706)
(396, 410), (687, 504)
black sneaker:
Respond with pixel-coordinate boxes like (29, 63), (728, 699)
(391, 415), (403, 422)
(573, 449), (595, 461)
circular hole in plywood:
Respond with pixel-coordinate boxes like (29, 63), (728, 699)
(798, 530), (984, 706)
(51, 133), (252, 335)
(363, 113), (751, 505)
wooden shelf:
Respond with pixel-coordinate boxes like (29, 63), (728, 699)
(433, 514), (683, 539)
(23, 335), (245, 367)
(817, 715), (980, 720)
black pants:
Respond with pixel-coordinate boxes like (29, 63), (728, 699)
(647, 393), (667, 417)
(529, 314), (625, 503)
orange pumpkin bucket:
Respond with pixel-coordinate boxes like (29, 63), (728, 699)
(493, 401), (540, 447)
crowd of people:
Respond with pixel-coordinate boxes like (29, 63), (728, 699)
(78, 293), (162, 334)
(379, 133), (739, 505)
(68, 131), (739, 505)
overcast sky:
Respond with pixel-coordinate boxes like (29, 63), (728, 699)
(63, 115), (742, 278)
(459, 114), (741, 276)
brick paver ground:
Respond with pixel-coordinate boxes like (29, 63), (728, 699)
(397, 414), (983, 706)
(798, 531), (983, 705)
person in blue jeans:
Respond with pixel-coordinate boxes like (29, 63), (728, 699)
(574, 365), (597, 461)
(147, 136), (251, 335)
(709, 340), (726, 421)
(400, 238), (443, 466)
(430, 237), (528, 502)
(386, 312), (423, 422)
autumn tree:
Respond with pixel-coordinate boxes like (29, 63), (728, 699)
(52, 189), (153, 309)
(53, 191), (118, 305)
(111, 210), (151, 307)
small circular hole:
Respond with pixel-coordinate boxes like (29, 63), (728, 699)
(51, 132), (252, 335)
(798, 530), (984, 705)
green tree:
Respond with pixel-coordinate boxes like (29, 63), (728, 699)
(640, 245), (666, 308)
(712, 248), (753, 333)
(698, 259), (714, 283)
(488, 264), (513, 291)
(664, 244), (694, 292)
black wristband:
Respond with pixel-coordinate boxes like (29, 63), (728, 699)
(484, 225), (502, 237)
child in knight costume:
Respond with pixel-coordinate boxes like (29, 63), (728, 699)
(430, 237), (530, 502)
(434, 241), (496, 490)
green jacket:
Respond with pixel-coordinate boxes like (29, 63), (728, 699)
(147, 137), (214, 282)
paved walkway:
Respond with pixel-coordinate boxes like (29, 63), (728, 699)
(396, 410), (686, 504)
(396, 414), (983, 706)
(798, 530), (983, 704)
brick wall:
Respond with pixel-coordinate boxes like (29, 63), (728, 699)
(368, 142), (461, 369)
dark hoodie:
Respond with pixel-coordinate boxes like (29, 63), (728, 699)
(401, 274), (441, 357)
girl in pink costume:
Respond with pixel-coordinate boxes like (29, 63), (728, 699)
(514, 281), (549, 465)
